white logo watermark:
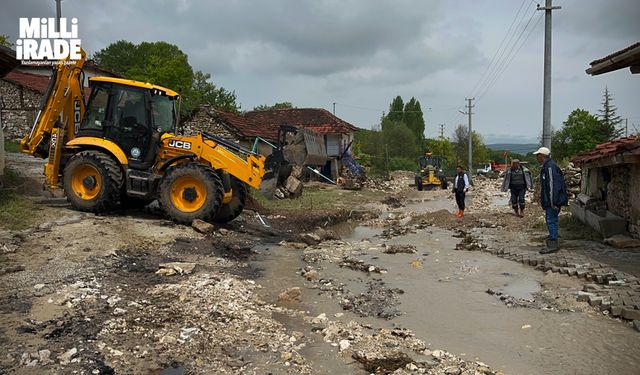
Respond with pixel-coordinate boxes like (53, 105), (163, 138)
(16, 17), (81, 64)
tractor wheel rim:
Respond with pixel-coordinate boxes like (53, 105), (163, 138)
(71, 164), (102, 200)
(170, 176), (207, 213)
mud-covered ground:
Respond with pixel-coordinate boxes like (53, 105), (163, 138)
(2, 158), (639, 375)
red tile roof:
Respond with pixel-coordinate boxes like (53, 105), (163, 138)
(572, 136), (640, 166)
(3, 69), (92, 99)
(212, 109), (280, 141)
(590, 42), (640, 65)
(245, 108), (357, 135)
(3, 70), (51, 93)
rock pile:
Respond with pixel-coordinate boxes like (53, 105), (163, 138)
(564, 163), (582, 200)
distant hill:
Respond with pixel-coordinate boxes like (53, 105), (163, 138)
(486, 143), (538, 154)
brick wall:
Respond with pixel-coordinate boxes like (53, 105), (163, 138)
(0, 80), (42, 140)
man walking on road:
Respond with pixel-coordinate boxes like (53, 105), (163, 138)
(501, 159), (532, 217)
(453, 165), (470, 218)
(534, 147), (569, 254)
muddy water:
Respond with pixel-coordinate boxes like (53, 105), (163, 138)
(254, 198), (640, 375)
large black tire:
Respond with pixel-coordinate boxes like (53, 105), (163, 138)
(63, 151), (123, 213)
(213, 176), (247, 223)
(159, 163), (223, 224)
(416, 177), (423, 191)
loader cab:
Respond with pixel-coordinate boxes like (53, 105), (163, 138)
(79, 77), (179, 170)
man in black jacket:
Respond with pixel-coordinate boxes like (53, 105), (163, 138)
(534, 147), (569, 254)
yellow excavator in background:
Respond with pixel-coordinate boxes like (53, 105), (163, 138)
(20, 49), (266, 223)
(415, 151), (448, 191)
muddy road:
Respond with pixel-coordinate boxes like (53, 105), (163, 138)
(1, 168), (639, 374)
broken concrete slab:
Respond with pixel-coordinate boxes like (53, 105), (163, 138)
(604, 234), (640, 249)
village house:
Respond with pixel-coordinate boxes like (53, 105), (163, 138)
(182, 107), (358, 180)
(245, 108), (358, 179)
(570, 136), (640, 239)
(568, 42), (640, 241)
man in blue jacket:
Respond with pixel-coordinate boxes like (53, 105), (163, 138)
(534, 147), (569, 254)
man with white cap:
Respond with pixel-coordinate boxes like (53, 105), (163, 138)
(534, 147), (569, 254)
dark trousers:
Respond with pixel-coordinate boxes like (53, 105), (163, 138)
(455, 190), (466, 211)
(510, 186), (526, 210)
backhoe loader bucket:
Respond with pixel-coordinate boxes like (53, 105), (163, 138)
(258, 126), (327, 198)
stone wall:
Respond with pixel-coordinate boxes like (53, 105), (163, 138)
(181, 106), (237, 140)
(0, 80), (42, 140)
(630, 164), (640, 238)
(606, 164), (631, 222)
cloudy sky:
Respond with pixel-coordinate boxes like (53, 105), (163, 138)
(2, 0), (639, 143)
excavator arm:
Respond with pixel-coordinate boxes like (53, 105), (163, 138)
(19, 49), (86, 187)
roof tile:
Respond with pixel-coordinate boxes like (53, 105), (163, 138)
(572, 136), (640, 166)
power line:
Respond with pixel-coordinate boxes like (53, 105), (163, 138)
(468, 0), (529, 98)
(471, 2), (537, 99)
(476, 12), (543, 102)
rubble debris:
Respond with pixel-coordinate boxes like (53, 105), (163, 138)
(339, 258), (386, 274)
(352, 350), (414, 373)
(155, 262), (197, 276)
(191, 219), (215, 234)
(382, 244), (417, 254)
(381, 195), (404, 208)
(278, 287), (302, 302)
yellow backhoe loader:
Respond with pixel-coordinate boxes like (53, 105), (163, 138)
(20, 50), (266, 224)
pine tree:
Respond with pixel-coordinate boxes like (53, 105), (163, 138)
(403, 97), (426, 143)
(387, 96), (404, 123)
(598, 87), (623, 138)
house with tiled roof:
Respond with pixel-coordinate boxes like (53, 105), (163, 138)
(181, 105), (281, 157)
(570, 136), (640, 239)
(245, 108), (357, 158)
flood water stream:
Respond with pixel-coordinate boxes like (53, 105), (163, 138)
(254, 197), (640, 375)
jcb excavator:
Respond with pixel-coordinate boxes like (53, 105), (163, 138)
(20, 50), (266, 224)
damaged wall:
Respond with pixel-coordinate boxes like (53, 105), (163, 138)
(581, 163), (640, 238)
(630, 164), (640, 238)
(0, 80), (40, 140)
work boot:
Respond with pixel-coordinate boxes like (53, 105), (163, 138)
(539, 239), (559, 254)
(454, 210), (460, 217)
(513, 207), (519, 216)
(458, 211), (465, 218)
(519, 208), (525, 217)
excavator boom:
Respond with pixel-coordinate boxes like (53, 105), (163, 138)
(20, 49), (86, 187)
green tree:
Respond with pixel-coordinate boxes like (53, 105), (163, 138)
(403, 97), (426, 143)
(424, 137), (454, 167)
(598, 87), (623, 138)
(382, 119), (419, 160)
(253, 102), (294, 111)
(0, 35), (12, 47)
(93, 40), (238, 118)
(452, 124), (488, 168)
(387, 96), (404, 122)
(183, 71), (239, 114)
(552, 108), (617, 160)
(92, 40), (137, 75)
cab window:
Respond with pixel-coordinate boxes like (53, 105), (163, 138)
(151, 94), (177, 133)
(81, 86), (108, 130)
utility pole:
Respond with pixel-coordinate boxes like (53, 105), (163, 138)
(439, 124), (445, 139)
(332, 102), (336, 115)
(538, 0), (561, 150)
(625, 118), (628, 137)
(55, 0), (62, 32)
(459, 98), (474, 181)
